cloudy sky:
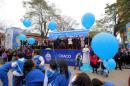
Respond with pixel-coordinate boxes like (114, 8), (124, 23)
(0, 0), (116, 29)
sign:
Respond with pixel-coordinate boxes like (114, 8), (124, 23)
(126, 22), (130, 48)
(40, 49), (83, 66)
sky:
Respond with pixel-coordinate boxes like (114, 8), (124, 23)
(0, 0), (116, 29)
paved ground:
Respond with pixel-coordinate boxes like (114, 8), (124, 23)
(0, 65), (129, 86)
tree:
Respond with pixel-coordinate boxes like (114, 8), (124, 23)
(117, 0), (130, 33)
(58, 16), (78, 31)
(23, 0), (57, 44)
(105, 3), (118, 36)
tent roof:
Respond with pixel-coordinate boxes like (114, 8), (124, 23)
(49, 29), (90, 39)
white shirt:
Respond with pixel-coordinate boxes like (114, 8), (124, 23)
(33, 55), (45, 66)
(68, 38), (72, 44)
(12, 58), (25, 76)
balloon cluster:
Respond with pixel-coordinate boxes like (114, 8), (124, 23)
(17, 34), (35, 45)
(91, 32), (119, 71)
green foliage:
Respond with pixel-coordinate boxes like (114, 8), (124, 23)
(117, 0), (130, 33)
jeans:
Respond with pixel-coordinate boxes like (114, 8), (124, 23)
(12, 75), (24, 86)
(0, 72), (8, 86)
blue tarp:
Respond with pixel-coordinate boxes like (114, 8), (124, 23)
(49, 30), (90, 39)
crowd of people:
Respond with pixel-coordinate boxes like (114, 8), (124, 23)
(19, 37), (91, 50)
(0, 47), (117, 86)
(0, 42), (130, 86)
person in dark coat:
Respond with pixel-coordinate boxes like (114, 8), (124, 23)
(114, 51), (122, 70)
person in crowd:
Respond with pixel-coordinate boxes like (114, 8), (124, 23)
(92, 78), (104, 86)
(12, 52), (26, 86)
(74, 53), (82, 70)
(60, 38), (66, 49)
(92, 78), (115, 86)
(82, 45), (90, 64)
(25, 49), (32, 59)
(121, 48), (127, 67)
(68, 37), (73, 49)
(32, 50), (45, 72)
(90, 53), (99, 73)
(54, 59), (71, 86)
(80, 37), (85, 49)
(7, 49), (13, 61)
(0, 62), (13, 86)
(44, 59), (59, 86)
(114, 49), (122, 70)
(2, 50), (8, 63)
(23, 59), (44, 86)
(71, 72), (93, 86)
(77, 37), (81, 50)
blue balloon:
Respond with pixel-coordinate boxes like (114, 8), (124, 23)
(28, 38), (35, 45)
(103, 59), (116, 71)
(18, 34), (27, 41)
(81, 13), (95, 29)
(91, 32), (119, 60)
(48, 21), (57, 30)
(23, 19), (32, 27)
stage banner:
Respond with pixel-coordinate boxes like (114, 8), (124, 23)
(126, 22), (130, 48)
(40, 49), (83, 66)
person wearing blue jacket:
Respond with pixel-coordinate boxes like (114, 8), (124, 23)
(23, 59), (44, 86)
(12, 52), (26, 86)
(54, 59), (71, 86)
(32, 50), (45, 72)
(44, 59), (59, 86)
(0, 62), (13, 86)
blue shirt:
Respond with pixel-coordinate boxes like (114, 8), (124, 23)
(13, 58), (26, 75)
(25, 69), (44, 86)
(47, 70), (59, 85)
(54, 71), (71, 86)
(0, 62), (12, 73)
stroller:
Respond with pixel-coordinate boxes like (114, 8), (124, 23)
(97, 60), (109, 77)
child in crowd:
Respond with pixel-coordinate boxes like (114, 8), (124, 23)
(2, 50), (8, 63)
(44, 59), (59, 86)
(74, 53), (82, 70)
(0, 62), (13, 86)
(71, 72), (93, 86)
(23, 59), (44, 86)
(90, 53), (99, 73)
(54, 59), (71, 86)
(32, 50), (45, 72)
(12, 52), (26, 86)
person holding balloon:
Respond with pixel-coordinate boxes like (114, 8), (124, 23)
(91, 32), (119, 72)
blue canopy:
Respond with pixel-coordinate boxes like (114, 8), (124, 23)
(48, 30), (90, 39)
